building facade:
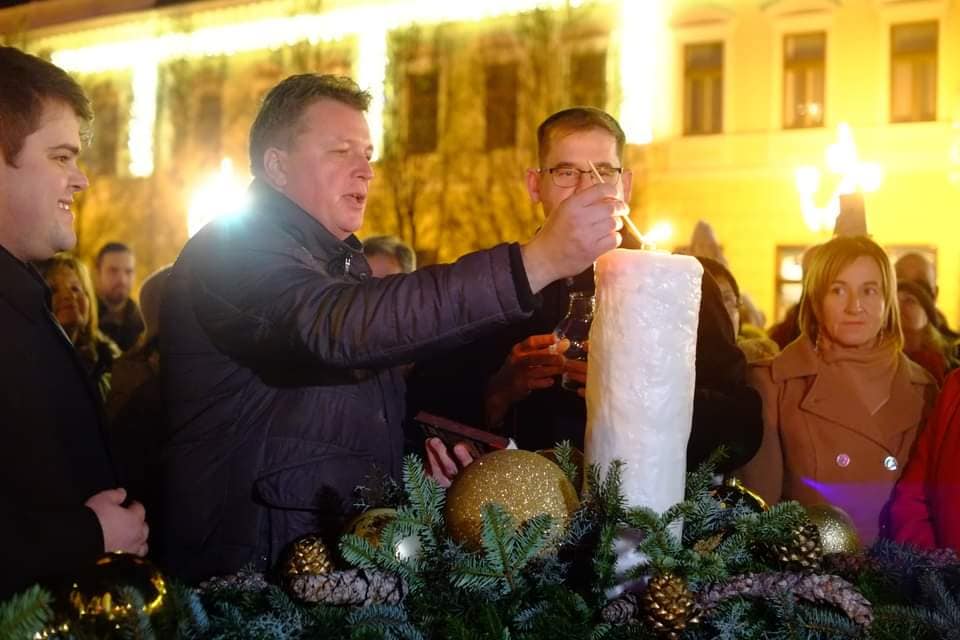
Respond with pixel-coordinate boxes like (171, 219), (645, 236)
(3, 0), (958, 325)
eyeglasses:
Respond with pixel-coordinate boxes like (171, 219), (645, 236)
(541, 165), (623, 188)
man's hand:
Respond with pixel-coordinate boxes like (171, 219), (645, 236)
(520, 183), (626, 293)
(85, 488), (149, 556)
(424, 438), (476, 488)
(564, 356), (588, 398)
(484, 334), (568, 426)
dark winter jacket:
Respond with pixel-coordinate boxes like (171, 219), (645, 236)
(409, 256), (764, 473)
(0, 246), (115, 599)
(159, 180), (535, 581)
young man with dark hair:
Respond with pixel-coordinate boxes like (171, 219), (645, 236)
(95, 241), (145, 350)
(0, 46), (148, 599)
(160, 76), (625, 581)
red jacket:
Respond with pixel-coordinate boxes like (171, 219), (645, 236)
(888, 369), (960, 549)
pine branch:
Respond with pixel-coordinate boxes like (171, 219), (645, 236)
(552, 441), (579, 488)
(347, 603), (425, 640)
(0, 585), (52, 640)
(508, 513), (554, 569)
(401, 455), (445, 531)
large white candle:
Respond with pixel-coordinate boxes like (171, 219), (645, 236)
(584, 248), (702, 595)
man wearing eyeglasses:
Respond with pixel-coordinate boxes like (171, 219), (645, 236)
(410, 107), (763, 475)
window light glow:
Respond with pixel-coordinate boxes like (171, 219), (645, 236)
(47, 0), (594, 176)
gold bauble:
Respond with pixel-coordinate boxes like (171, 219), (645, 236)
(806, 503), (861, 554)
(63, 553), (166, 628)
(444, 449), (580, 549)
(343, 507), (421, 561)
(279, 534), (334, 579)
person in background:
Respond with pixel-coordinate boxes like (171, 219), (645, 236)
(362, 234), (416, 277)
(94, 242), (144, 351)
(888, 369), (960, 551)
(769, 245), (822, 350)
(408, 107), (762, 474)
(696, 256), (779, 363)
(0, 46), (147, 599)
(898, 279), (958, 385)
(42, 254), (121, 402)
(737, 235), (937, 544)
(895, 252), (959, 343)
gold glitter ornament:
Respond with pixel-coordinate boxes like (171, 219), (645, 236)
(444, 449), (580, 549)
(60, 553), (166, 631)
(710, 477), (768, 512)
(343, 508), (421, 561)
(279, 534), (334, 579)
(806, 503), (861, 554)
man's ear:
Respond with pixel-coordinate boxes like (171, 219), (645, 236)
(263, 148), (288, 189)
(525, 168), (542, 204)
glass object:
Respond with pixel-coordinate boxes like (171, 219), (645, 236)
(543, 166), (622, 188)
(554, 292), (595, 392)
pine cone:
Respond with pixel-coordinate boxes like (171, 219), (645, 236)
(770, 520), (822, 572)
(601, 592), (640, 624)
(697, 571), (873, 627)
(200, 571), (270, 592)
(287, 568), (407, 606)
(642, 573), (700, 639)
(280, 534), (333, 579)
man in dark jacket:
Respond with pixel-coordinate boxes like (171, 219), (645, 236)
(408, 107), (763, 473)
(0, 46), (148, 599)
(159, 75), (626, 581)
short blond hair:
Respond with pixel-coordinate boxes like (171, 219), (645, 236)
(798, 235), (902, 349)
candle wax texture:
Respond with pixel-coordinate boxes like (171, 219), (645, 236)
(584, 249), (703, 513)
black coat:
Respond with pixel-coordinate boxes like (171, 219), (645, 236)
(408, 260), (763, 473)
(159, 180), (535, 582)
(0, 247), (115, 599)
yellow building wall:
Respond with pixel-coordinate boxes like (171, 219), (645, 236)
(636, 0), (960, 327)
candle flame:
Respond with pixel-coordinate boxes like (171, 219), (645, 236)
(642, 222), (673, 250)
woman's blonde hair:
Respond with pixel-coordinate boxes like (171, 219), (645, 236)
(41, 253), (107, 361)
(798, 235), (903, 349)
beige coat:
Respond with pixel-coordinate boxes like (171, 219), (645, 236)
(738, 337), (936, 543)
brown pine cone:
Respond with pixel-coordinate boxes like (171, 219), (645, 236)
(287, 568), (407, 606)
(601, 592), (641, 624)
(769, 521), (822, 572)
(698, 571), (873, 626)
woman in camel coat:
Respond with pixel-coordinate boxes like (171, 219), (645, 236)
(738, 236), (937, 544)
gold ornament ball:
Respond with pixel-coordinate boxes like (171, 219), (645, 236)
(63, 553), (167, 627)
(806, 503), (861, 554)
(279, 534), (334, 579)
(445, 449), (580, 549)
(343, 507), (421, 561)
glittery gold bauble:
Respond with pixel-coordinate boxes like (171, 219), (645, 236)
(536, 447), (585, 489)
(710, 477), (768, 512)
(343, 508), (421, 561)
(445, 449), (580, 549)
(63, 553), (166, 628)
(770, 520), (823, 572)
(806, 503), (861, 554)
(279, 534), (334, 579)
(642, 572), (700, 639)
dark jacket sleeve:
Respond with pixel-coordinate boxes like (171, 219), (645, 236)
(686, 270), (764, 472)
(189, 231), (532, 370)
(0, 503), (103, 598)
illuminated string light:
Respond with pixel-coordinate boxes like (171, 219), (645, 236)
(46, 0), (617, 176)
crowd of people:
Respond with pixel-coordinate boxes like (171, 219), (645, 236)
(2, 45), (960, 599)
